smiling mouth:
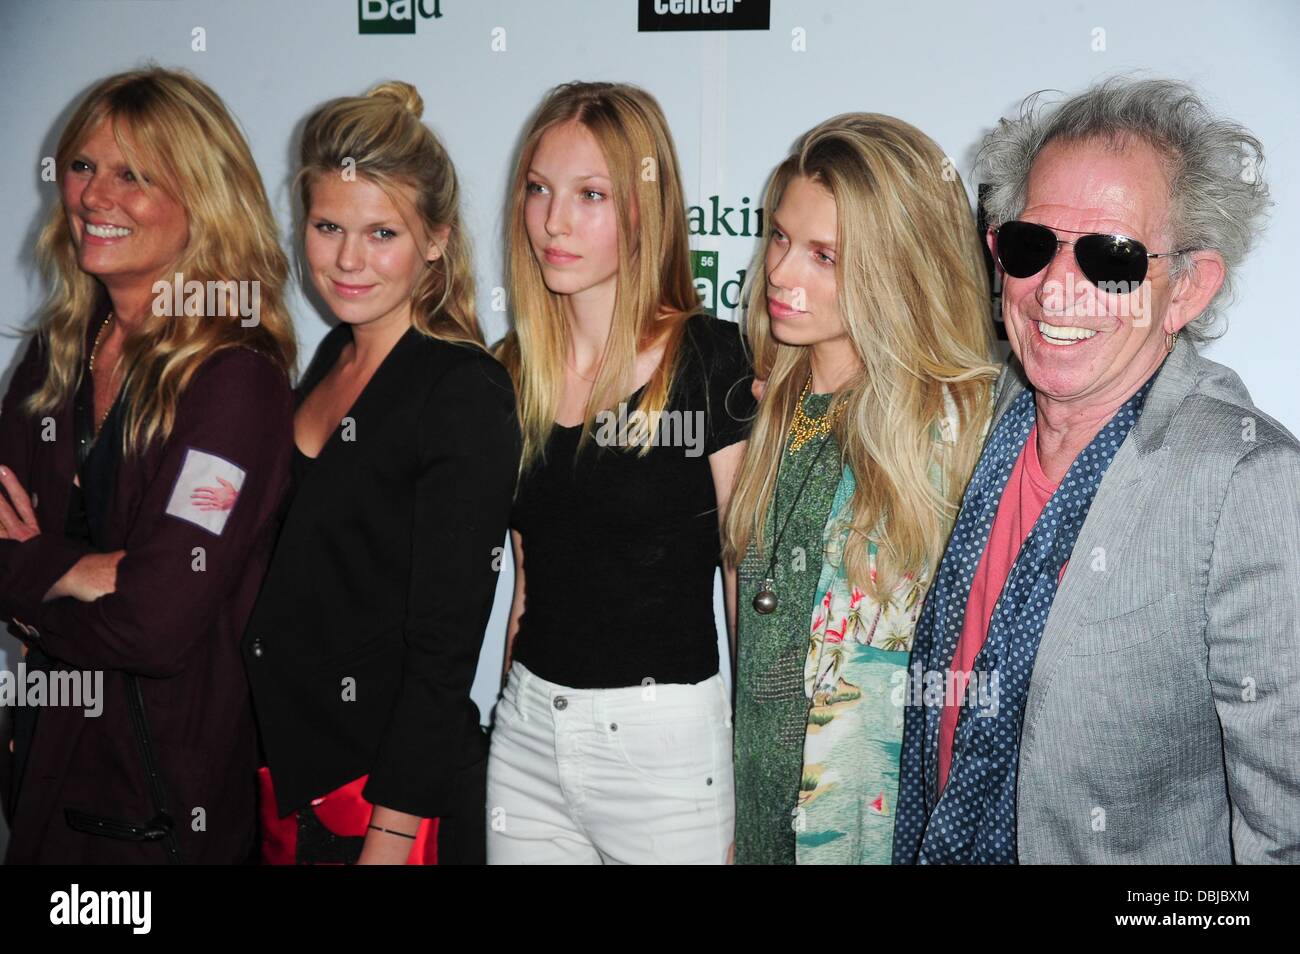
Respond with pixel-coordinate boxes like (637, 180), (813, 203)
(83, 222), (133, 239)
(1035, 319), (1098, 346)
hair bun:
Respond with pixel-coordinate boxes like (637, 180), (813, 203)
(365, 80), (423, 119)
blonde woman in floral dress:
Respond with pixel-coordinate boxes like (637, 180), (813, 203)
(724, 114), (997, 864)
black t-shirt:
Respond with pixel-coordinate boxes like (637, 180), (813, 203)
(510, 313), (757, 689)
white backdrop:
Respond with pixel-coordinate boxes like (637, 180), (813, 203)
(1, 0), (1297, 854)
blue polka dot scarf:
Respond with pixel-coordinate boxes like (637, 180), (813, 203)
(892, 371), (1157, 864)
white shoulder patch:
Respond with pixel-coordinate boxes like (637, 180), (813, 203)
(164, 447), (247, 536)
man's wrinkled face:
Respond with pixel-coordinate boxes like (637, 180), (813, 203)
(994, 137), (1179, 410)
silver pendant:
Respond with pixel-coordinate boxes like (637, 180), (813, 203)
(753, 579), (778, 615)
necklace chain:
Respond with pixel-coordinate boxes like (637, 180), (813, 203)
(88, 311), (116, 433)
(757, 375), (842, 602)
(88, 312), (112, 372)
(786, 373), (845, 453)
(565, 357), (597, 383)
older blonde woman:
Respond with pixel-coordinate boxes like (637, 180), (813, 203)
(895, 77), (1300, 864)
(0, 67), (296, 863)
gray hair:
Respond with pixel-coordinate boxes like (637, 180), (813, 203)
(976, 76), (1270, 342)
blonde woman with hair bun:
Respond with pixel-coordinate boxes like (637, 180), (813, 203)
(0, 66), (297, 864)
(241, 80), (520, 865)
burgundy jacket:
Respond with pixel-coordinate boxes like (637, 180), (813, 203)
(0, 307), (292, 863)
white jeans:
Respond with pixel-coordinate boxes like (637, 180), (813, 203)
(486, 661), (734, 864)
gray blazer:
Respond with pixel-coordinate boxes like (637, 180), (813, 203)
(992, 338), (1300, 863)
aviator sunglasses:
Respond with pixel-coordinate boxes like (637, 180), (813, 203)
(992, 220), (1196, 292)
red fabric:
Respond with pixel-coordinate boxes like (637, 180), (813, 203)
(257, 766), (439, 865)
(937, 423), (1063, 795)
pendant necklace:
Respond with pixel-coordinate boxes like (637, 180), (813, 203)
(752, 377), (843, 615)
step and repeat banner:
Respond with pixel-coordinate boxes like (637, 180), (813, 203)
(1, 0), (1297, 855)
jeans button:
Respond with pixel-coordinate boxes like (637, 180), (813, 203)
(553, 696), (567, 711)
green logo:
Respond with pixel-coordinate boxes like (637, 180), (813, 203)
(692, 250), (720, 315)
(359, 0), (443, 35)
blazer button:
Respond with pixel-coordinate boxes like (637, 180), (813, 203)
(553, 696), (567, 711)
(251, 640), (264, 658)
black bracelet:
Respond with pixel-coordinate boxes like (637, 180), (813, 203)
(368, 823), (417, 839)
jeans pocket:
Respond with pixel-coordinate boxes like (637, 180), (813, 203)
(610, 704), (720, 790)
(491, 696), (514, 732)
(494, 685), (519, 732)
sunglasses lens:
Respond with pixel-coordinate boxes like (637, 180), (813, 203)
(1074, 234), (1148, 292)
(996, 221), (1057, 278)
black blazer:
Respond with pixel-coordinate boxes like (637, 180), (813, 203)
(241, 321), (521, 820)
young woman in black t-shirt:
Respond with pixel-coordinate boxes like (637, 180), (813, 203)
(491, 81), (756, 864)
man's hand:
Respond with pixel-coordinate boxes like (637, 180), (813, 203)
(44, 551), (126, 603)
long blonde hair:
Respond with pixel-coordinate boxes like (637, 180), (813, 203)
(495, 81), (699, 472)
(295, 80), (484, 350)
(722, 113), (998, 600)
(25, 66), (296, 455)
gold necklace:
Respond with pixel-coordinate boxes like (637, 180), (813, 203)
(786, 373), (845, 453)
(88, 312), (116, 432)
(88, 312), (113, 371)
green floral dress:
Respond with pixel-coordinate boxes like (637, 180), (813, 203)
(734, 388), (966, 864)
(734, 390), (843, 864)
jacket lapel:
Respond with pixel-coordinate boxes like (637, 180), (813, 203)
(1023, 339), (1206, 722)
(283, 323), (423, 511)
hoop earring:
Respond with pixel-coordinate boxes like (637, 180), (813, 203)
(1165, 330), (1179, 353)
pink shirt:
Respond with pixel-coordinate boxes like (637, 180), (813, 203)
(937, 423), (1063, 795)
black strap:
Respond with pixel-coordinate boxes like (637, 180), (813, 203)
(123, 672), (183, 864)
(65, 808), (173, 843)
(58, 680), (185, 862)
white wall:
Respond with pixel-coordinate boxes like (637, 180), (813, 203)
(2, 0), (1296, 855)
